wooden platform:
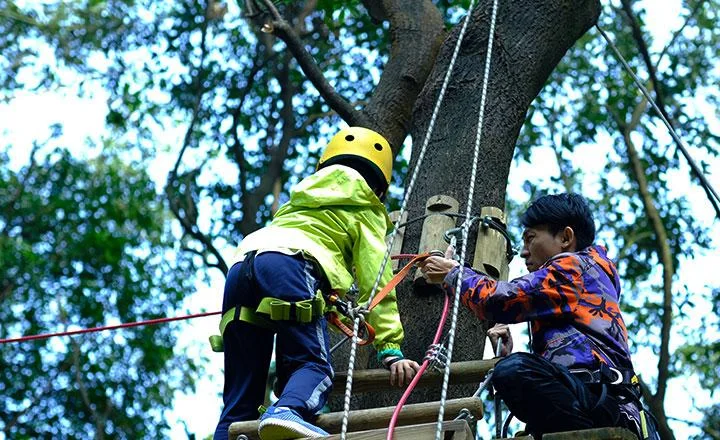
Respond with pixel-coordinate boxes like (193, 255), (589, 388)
(506, 427), (638, 439)
(228, 397), (482, 440)
(313, 420), (473, 439)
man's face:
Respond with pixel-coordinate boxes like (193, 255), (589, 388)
(520, 225), (565, 272)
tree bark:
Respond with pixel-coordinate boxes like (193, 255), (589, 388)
(330, 0), (601, 410)
(362, 0), (446, 150)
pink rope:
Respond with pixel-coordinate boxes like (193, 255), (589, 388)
(386, 293), (451, 439)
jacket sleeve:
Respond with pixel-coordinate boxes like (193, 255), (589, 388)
(444, 254), (585, 323)
(352, 209), (403, 355)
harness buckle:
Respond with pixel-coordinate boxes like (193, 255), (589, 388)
(597, 362), (625, 385)
(608, 366), (623, 385)
(569, 368), (595, 383)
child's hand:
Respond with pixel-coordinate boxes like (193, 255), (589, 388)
(389, 359), (421, 387)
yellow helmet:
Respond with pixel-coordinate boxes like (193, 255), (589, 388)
(317, 127), (393, 190)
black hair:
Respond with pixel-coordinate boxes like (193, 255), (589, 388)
(319, 156), (387, 201)
(520, 193), (596, 250)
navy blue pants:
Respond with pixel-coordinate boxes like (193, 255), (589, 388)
(213, 252), (333, 440)
(492, 352), (629, 437)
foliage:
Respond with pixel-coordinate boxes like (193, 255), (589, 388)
(0, 0), (718, 438)
(0, 147), (198, 438)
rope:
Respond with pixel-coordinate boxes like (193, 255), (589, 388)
(2, 252), (419, 349)
(435, 0), (500, 437)
(0, 311), (221, 344)
(595, 24), (720, 219)
(385, 294), (451, 440)
(338, 2), (482, 437)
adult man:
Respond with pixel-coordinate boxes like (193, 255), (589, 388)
(418, 193), (657, 439)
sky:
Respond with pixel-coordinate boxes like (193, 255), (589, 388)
(1, 0), (718, 439)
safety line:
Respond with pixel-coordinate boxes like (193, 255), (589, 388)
(339, 1), (481, 437)
(435, 0), (501, 438)
(1, 252), (421, 346)
(0, 311), (221, 344)
(386, 293), (451, 440)
(596, 24), (720, 219)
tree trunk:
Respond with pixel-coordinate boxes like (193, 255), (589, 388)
(330, 0), (600, 411)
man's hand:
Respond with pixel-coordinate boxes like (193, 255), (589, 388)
(417, 245), (460, 284)
(389, 358), (421, 387)
(487, 324), (513, 357)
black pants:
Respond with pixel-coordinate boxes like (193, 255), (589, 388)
(492, 352), (628, 437)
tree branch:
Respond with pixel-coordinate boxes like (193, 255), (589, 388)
(239, 54), (296, 235)
(168, 178), (229, 275)
(656, 0), (705, 65)
(71, 338), (107, 439)
(256, 0), (369, 126)
(619, 0), (669, 120)
(363, 0), (446, 150)
(169, 1), (213, 181)
(163, 1), (229, 275)
(229, 49), (267, 207)
(619, 0), (720, 219)
(616, 230), (654, 262)
(0, 143), (40, 235)
(613, 98), (676, 439)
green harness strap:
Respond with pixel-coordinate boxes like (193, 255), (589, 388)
(209, 292), (326, 352)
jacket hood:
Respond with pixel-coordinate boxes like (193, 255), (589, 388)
(287, 165), (394, 231)
(543, 245), (621, 293)
(587, 245), (621, 291)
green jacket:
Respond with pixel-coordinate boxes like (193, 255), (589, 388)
(232, 165), (403, 355)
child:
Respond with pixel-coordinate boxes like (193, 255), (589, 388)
(214, 127), (421, 440)
(419, 193), (658, 439)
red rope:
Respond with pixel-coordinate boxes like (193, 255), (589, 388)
(0, 311), (222, 344)
(387, 293), (452, 439)
(0, 254), (417, 345)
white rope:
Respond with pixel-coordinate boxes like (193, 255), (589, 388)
(435, 0), (500, 437)
(338, 2), (481, 438)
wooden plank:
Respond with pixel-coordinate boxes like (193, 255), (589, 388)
(331, 359), (497, 395)
(313, 420), (473, 440)
(229, 397), (483, 440)
(472, 206), (509, 281)
(509, 427), (637, 440)
(387, 210), (407, 271)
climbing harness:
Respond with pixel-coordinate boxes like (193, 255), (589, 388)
(569, 363), (638, 387)
(210, 252), (434, 353)
(569, 364), (658, 440)
(208, 292), (326, 352)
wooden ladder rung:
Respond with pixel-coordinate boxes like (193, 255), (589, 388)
(314, 419), (473, 439)
(228, 396), (483, 440)
(330, 359), (497, 395)
(504, 427), (638, 440)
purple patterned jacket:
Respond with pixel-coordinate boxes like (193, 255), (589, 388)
(444, 245), (633, 370)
